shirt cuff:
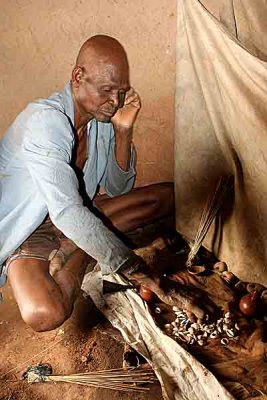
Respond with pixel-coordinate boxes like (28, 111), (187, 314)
(99, 252), (138, 276)
(109, 141), (136, 180)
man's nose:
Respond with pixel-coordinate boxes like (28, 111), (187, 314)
(109, 92), (120, 108)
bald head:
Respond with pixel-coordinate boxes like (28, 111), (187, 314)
(72, 35), (131, 125)
(76, 35), (129, 72)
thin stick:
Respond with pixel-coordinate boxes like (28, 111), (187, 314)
(46, 379), (150, 392)
(43, 375), (154, 392)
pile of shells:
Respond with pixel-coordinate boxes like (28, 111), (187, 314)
(164, 307), (240, 347)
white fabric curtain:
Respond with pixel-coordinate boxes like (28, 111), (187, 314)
(175, 0), (267, 285)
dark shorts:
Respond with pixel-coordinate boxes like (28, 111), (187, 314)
(5, 215), (78, 276)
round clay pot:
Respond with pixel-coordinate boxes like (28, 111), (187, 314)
(239, 290), (258, 317)
(139, 285), (154, 302)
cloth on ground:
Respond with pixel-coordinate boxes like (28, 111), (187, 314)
(82, 269), (234, 400)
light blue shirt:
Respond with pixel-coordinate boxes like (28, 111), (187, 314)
(0, 83), (136, 285)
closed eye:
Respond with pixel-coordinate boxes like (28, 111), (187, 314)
(101, 87), (112, 93)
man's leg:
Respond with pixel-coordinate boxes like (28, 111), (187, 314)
(8, 182), (174, 332)
(8, 248), (90, 332)
(95, 182), (174, 232)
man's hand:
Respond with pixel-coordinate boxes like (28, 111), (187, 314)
(111, 88), (141, 130)
(111, 88), (141, 170)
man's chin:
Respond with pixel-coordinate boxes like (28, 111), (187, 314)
(95, 112), (112, 123)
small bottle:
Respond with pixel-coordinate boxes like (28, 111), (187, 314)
(139, 285), (154, 302)
(239, 290), (258, 317)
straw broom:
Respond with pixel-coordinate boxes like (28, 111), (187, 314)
(25, 366), (157, 392)
(186, 176), (233, 268)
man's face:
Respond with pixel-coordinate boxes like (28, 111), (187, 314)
(74, 61), (130, 123)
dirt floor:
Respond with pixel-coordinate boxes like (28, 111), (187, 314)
(0, 223), (172, 400)
(0, 281), (163, 400)
(1, 222), (267, 400)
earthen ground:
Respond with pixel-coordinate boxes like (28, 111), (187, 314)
(0, 280), (163, 400)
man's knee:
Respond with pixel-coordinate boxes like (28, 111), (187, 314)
(21, 302), (70, 332)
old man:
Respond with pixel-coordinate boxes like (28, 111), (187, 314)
(0, 35), (174, 331)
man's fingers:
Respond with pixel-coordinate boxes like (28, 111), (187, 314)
(124, 88), (141, 107)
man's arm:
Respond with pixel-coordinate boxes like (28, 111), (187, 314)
(98, 88), (140, 197)
(111, 88), (141, 171)
(113, 126), (133, 171)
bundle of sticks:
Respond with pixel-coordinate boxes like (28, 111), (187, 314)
(25, 365), (157, 392)
(187, 176), (233, 268)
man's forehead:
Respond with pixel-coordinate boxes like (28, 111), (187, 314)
(88, 61), (130, 88)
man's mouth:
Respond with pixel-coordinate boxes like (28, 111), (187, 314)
(101, 109), (116, 117)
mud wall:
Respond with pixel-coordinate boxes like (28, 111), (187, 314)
(0, 0), (176, 185)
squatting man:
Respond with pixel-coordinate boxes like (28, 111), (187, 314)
(0, 35), (210, 332)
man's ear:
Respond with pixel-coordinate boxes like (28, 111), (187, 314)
(71, 66), (83, 88)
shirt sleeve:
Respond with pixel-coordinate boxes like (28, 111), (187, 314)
(23, 109), (135, 274)
(100, 125), (136, 197)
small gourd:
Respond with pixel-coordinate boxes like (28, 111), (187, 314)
(139, 285), (154, 302)
(239, 290), (258, 317)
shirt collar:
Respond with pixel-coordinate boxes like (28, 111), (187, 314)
(62, 81), (75, 126)
(61, 81), (96, 131)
